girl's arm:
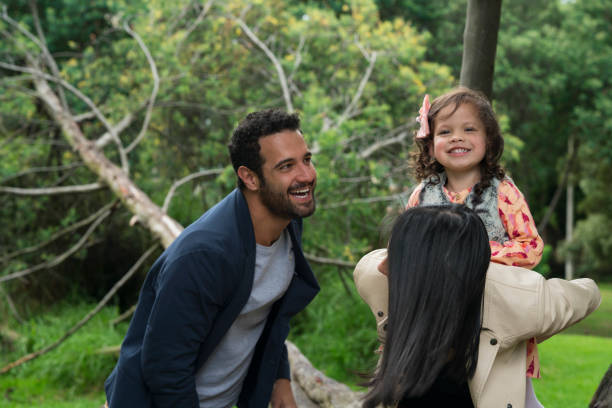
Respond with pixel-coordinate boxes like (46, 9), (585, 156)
(491, 179), (544, 269)
(405, 184), (423, 209)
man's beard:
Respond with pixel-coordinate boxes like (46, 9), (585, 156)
(259, 179), (316, 219)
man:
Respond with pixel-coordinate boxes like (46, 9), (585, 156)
(104, 108), (320, 407)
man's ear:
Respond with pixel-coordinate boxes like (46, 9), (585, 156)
(237, 166), (260, 191)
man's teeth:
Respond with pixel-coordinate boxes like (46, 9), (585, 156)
(291, 188), (309, 196)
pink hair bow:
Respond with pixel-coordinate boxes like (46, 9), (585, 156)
(415, 94), (430, 139)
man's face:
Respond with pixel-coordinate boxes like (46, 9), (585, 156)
(257, 130), (317, 219)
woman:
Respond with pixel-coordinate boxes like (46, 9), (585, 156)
(354, 205), (601, 408)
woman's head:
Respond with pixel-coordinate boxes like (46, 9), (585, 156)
(411, 87), (505, 192)
(364, 205), (490, 407)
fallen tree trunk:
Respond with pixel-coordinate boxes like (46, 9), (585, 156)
(287, 341), (363, 407)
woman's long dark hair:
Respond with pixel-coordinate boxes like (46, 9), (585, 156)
(363, 205), (490, 408)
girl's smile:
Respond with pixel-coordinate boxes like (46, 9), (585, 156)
(432, 102), (486, 187)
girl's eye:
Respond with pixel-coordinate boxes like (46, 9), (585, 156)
(437, 129), (450, 136)
(466, 127), (476, 132)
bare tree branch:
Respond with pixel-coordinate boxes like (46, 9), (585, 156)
(358, 126), (411, 159)
(162, 168), (224, 213)
(123, 22), (160, 153)
(0, 208), (111, 284)
(0, 163), (83, 184)
(0, 60), (130, 174)
(0, 182), (105, 196)
(73, 111), (96, 122)
(1, 201), (116, 264)
(95, 111), (136, 149)
(111, 304), (137, 326)
(28, 0), (69, 111)
(234, 17), (293, 112)
(286, 340), (362, 407)
(0, 284), (23, 324)
(538, 145), (577, 232)
(336, 49), (377, 128)
(30, 72), (183, 247)
(304, 253), (354, 268)
(0, 244), (159, 374)
(176, 0), (215, 52)
(320, 192), (409, 210)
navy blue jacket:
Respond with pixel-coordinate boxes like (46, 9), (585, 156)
(104, 189), (320, 407)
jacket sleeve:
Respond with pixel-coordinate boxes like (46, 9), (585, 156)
(353, 249), (389, 342)
(277, 343), (290, 380)
(141, 249), (231, 407)
(535, 277), (601, 343)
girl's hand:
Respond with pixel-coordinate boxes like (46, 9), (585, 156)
(377, 255), (388, 275)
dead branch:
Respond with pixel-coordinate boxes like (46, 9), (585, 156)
(358, 126), (411, 159)
(0, 182), (104, 196)
(0, 163), (83, 184)
(111, 304), (136, 326)
(95, 111), (137, 149)
(320, 192), (408, 210)
(176, 0), (215, 52)
(538, 144), (577, 232)
(0, 244), (159, 374)
(30, 68), (183, 247)
(162, 168), (224, 213)
(28, 0), (69, 111)
(0, 208), (111, 284)
(234, 17), (294, 112)
(286, 340), (362, 407)
(1, 201), (116, 264)
(0, 284), (23, 324)
(304, 253), (355, 268)
(0, 60), (130, 174)
(336, 49), (377, 129)
(122, 22), (160, 153)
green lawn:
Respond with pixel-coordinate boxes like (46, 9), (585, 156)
(534, 334), (612, 408)
(0, 282), (609, 407)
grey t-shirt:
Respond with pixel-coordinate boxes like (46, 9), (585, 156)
(195, 230), (295, 408)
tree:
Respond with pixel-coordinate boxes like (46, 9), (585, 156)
(0, 0), (453, 401)
(459, 0), (502, 99)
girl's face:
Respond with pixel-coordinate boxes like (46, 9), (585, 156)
(431, 102), (487, 179)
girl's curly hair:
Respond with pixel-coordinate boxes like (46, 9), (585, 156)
(410, 87), (505, 202)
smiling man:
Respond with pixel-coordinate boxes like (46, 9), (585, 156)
(104, 109), (320, 408)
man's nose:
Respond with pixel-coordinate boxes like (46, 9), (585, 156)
(296, 163), (316, 183)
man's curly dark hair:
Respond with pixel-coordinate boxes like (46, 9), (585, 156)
(228, 108), (301, 190)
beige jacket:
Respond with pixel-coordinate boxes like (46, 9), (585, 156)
(354, 249), (601, 408)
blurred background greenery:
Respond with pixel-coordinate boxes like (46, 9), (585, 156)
(0, 0), (610, 406)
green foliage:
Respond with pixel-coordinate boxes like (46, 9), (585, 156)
(290, 269), (379, 387)
(534, 334), (612, 408)
(564, 283), (612, 337)
(0, 301), (126, 406)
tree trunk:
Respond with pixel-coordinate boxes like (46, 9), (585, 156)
(565, 135), (575, 280)
(460, 0), (503, 100)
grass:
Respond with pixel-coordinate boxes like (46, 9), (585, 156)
(534, 334), (612, 408)
(0, 301), (125, 408)
(0, 281), (609, 407)
(563, 283), (612, 337)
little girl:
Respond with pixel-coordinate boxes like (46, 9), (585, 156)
(408, 87), (544, 406)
